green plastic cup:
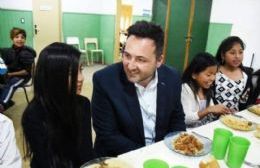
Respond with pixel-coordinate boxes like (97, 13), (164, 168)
(171, 166), (188, 168)
(211, 128), (233, 159)
(226, 136), (251, 168)
(143, 159), (169, 168)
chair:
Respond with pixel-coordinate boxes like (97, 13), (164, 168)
(84, 38), (104, 64)
(66, 37), (90, 65)
(20, 62), (35, 103)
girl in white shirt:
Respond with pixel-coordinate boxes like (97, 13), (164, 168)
(181, 52), (231, 128)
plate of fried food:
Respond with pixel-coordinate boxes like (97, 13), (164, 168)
(164, 132), (212, 156)
(220, 114), (256, 131)
(247, 104), (260, 116)
(80, 157), (133, 168)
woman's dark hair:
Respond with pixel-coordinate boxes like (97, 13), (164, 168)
(10, 27), (26, 39)
(215, 36), (245, 65)
(182, 52), (218, 106)
(22, 42), (81, 167)
(127, 20), (164, 58)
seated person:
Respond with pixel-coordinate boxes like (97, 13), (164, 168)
(22, 43), (94, 168)
(0, 113), (22, 167)
(181, 53), (231, 128)
(213, 36), (253, 111)
(92, 21), (186, 157)
(249, 69), (260, 104)
(0, 27), (36, 112)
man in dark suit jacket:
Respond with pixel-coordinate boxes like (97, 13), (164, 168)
(92, 21), (186, 157)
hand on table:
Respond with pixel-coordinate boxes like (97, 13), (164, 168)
(207, 104), (232, 115)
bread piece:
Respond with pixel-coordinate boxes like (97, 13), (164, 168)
(199, 155), (220, 168)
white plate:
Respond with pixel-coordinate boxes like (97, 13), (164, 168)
(80, 157), (133, 168)
(220, 114), (256, 131)
(164, 132), (212, 157)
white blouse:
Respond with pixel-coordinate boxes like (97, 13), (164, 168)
(181, 83), (217, 128)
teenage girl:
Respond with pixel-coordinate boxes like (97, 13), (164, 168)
(214, 36), (253, 111)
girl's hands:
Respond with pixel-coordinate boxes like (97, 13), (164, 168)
(207, 104), (232, 115)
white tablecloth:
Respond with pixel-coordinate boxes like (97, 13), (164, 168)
(119, 109), (260, 167)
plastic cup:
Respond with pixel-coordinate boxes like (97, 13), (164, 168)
(226, 136), (251, 168)
(171, 166), (188, 168)
(211, 128), (233, 159)
(143, 159), (169, 168)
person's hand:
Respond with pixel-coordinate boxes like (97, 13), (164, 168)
(207, 104), (232, 115)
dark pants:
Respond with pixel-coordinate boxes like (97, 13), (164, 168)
(0, 77), (25, 105)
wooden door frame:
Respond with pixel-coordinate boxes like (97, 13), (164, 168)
(162, 0), (171, 63)
(113, 0), (121, 63)
(32, 0), (62, 56)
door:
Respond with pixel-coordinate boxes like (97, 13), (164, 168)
(114, 0), (133, 63)
(32, 0), (61, 55)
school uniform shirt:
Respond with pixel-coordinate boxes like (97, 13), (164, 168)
(214, 71), (248, 111)
(0, 114), (22, 168)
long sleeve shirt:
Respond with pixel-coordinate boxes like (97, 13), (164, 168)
(0, 114), (21, 168)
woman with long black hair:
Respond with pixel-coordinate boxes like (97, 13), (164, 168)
(22, 42), (94, 168)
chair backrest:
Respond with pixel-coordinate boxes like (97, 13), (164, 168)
(24, 61), (35, 87)
(66, 36), (81, 49)
(84, 38), (99, 50)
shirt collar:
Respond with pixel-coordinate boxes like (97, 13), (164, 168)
(135, 70), (158, 91)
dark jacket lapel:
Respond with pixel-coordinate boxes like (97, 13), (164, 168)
(155, 67), (168, 140)
(120, 65), (145, 143)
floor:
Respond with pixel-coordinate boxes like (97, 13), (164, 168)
(3, 64), (106, 168)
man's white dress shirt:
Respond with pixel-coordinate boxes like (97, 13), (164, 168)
(135, 71), (158, 145)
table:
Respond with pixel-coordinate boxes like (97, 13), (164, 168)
(119, 110), (260, 167)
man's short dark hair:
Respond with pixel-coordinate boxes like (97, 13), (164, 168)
(127, 20), (164, 58)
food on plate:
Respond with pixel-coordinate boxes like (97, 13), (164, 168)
(254, 132), (260, 138)
(83, 158), (132, 168)
(254, 124), (260, 139)
(248, 105), (260, 115)
(172, 133), (203, 155)
(220, 115), (254, 131)
(199, 155), (220, 168)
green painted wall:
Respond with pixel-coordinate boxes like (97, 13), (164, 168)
(99, 15), (115, 64)
(189, 0), (212, 64)
(152, 0), (167, 29)
(166, 0), (190, 71)
(0, 9), (151, 65)
(152, 0), (212, 71)
(132, 15), (151, 23)
(206, 23), (232, 56)
(63, 12), (101, 49)
(0, 8), (34, 48)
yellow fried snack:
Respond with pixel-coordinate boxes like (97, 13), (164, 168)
(199, 155), (220, 168)
(248, 105), (260, 116)
(220, 115), (254, 131)
(172, 133), (203, 155)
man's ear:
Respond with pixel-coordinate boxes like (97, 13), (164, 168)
(156, 54), (164, 68)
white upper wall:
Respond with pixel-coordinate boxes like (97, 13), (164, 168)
(62, 0), (116, 14)
(211, 0), (260, 70)
(122, 0), (152, 16)
(0, 0), (32, 10)
(0, 0), (152, 15)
